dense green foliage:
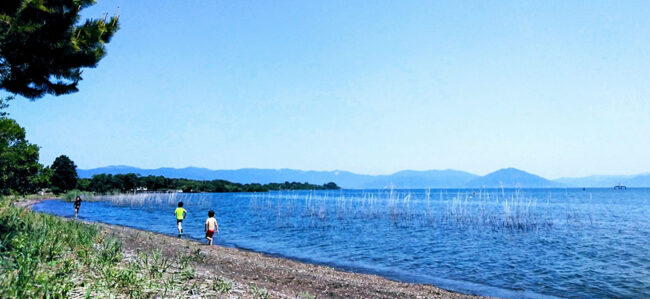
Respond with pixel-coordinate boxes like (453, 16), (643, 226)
(51, 154), (78, 194)
(0, 115), (43, 195)
(0, 103), (62, 196)
(77, 173), (341, 194)
(0, 0), (119, 99)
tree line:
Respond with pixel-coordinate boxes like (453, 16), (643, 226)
(0, 130), (340, 195)
(0, 98), (340, 195)
(77, 173), (340, 194)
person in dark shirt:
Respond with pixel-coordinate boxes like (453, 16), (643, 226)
(74, 196), (82, 218)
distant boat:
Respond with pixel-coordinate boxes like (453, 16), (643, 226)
(614, 184), (627, 190)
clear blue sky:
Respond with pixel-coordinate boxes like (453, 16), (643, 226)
(7, 1), (650, 178)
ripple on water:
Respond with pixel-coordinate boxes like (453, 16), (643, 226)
(33, 188), (650, 298)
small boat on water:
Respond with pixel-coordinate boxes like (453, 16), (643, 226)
(614, 184), (627, 190)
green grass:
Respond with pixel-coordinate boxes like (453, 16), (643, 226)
(135, 248), (170, 280)
(5, 193), (57, 202)
(250, 283), (271, 299)
(0, 197), (237, 298)
(213, 276), (233, 294)
(0, 197), (98, 298)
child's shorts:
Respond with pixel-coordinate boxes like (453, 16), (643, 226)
(206, 230), (215, 238)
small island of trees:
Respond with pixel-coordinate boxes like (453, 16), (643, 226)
(77, 173), (341, 194)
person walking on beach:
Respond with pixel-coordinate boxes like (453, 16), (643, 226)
(73, 196), (82, 218)
(204, 210), (219, 246)
(174, 202), (187, 238)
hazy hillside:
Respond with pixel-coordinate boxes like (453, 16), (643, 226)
(79, 166), (650, 188)
(465, 168), (561, 188)
(362, 169), (478, 188)
(78, 167), (476, 189)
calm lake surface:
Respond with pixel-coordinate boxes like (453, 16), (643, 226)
(34, 188), (650, 298)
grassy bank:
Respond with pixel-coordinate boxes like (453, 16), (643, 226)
(0, 198), (242, 298)
(0, 198), (98, 297)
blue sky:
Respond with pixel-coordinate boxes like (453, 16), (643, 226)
(7, 1), (650, 178)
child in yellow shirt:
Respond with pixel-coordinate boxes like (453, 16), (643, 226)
(174, 202), (187, 238)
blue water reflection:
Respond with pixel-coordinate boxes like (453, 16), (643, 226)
(34, 188), (650, 298)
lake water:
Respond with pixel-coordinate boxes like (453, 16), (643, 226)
(34, 188), (650, 298)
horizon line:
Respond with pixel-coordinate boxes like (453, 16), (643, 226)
(78, 165), (650, 180)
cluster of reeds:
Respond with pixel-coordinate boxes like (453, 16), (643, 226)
(94, 192), (179, 207)
(248, 189), (591, 231)
(93, 192), (210, 209)
(62, 189), (95, 202)
(437, 189), (554, 230)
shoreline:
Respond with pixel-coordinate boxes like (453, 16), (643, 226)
(22, 199), (486, 298)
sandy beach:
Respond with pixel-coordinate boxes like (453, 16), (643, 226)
(20, 199), (484, 298)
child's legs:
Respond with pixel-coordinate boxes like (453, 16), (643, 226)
(205, 230), (214, 244)
(177, 220), (183, 232)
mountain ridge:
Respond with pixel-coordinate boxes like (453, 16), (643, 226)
(80, 166), (650, 188)
(465, 167), (560, 188)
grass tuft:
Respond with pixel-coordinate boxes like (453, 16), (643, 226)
(250, 283), (271, 299)
(213, 276), (233, 294)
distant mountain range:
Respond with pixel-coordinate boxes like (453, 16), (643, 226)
(77, 166), (650, 189)
(466, 168), (561, 188)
